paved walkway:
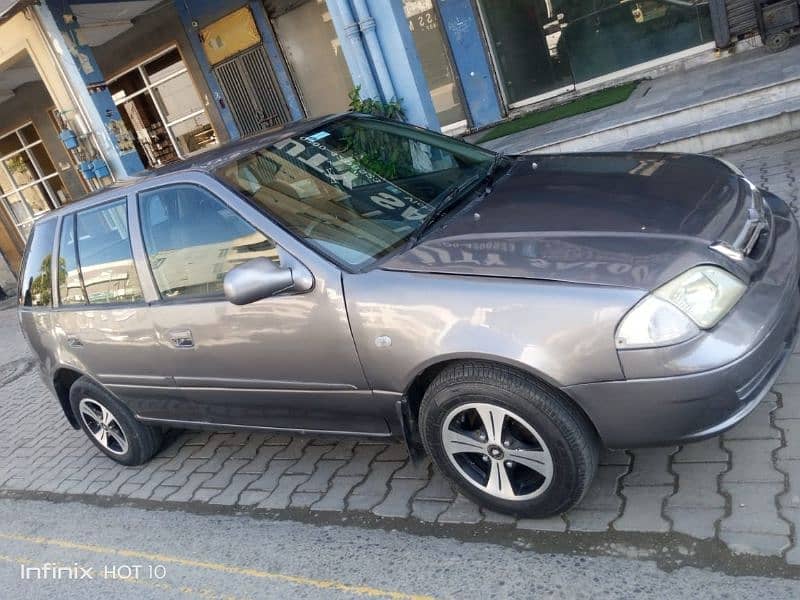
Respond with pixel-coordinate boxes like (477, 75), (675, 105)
(1, 136), (800, 566)
(478, 43), (800, 155)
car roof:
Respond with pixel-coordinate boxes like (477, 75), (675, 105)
(35, 113), (345, 224)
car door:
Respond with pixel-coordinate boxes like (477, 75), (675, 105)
(132, 176), (389, 435)
(52, 198), (179, 413)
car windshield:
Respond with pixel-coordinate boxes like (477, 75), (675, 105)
(215, 117), (495, 268)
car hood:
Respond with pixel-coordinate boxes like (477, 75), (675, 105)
(381, 153), (752, 290)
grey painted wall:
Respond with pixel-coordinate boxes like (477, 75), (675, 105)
(93, 3), (230, 146)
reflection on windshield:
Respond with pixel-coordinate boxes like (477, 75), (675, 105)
(215, 117), (493, 268)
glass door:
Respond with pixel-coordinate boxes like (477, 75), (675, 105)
(109, 47), (219, 168)
(475, 0), (574, 106)
(476, 0), (714, 108)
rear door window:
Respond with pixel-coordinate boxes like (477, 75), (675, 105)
(76, 199), (144, 305)
(19, 219), (57, 307)
(58, 213), (87, 306)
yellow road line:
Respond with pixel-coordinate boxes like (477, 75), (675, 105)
(0, 532), (434, 600)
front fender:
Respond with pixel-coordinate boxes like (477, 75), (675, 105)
(343, 270), (642, 392)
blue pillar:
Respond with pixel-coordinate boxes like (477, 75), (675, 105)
(44, 1), (146, 176)
(351, 0), (397, 100)
(437, 0), (503, 128)
(325, 0), (381, 100)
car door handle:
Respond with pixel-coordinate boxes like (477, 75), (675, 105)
(66, 336), (83, 349)
(168, 330), (194, 349)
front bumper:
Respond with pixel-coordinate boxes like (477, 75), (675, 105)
(566, 191), (800, 448)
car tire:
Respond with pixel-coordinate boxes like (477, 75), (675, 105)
(419, 361), (599, 518)
(69, 376), (163, 466)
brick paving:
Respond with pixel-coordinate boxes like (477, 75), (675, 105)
(1, 135), (800, 562)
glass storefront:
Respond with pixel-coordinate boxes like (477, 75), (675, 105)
(272, 0), (353, 117)
(109, 48), (218, 168)
(0, 123), (67, 240)
(403, 0), (467, 128)
(476, 0), (714, 105)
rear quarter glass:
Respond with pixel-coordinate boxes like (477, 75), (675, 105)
(19, 219), (57, 308)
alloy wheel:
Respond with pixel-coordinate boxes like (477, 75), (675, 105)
(78, 398), (129, 455)
(441, 402), (554, 500)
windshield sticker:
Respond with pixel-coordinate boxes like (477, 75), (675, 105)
(305, 131), (331, 142)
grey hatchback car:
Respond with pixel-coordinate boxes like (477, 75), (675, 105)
(18, 114), (800, 517)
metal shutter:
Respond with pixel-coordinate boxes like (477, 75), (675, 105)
(726, 0), (759, 35)
(213, 45), (292, 138)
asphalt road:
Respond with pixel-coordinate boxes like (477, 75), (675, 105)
(0, 498), (797, 600)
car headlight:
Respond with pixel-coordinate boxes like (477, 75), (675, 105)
(616, 266), (746, 349)
(616, 295), (699, 349)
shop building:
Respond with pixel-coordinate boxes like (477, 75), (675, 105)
(0, 0), (764, 292)
(0, 0), (122, 294)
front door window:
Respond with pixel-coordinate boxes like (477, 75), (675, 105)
(137, 185), (279, 301)
(0, 123), (67, 240)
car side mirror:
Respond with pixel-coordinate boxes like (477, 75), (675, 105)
(223, 256), (313, 305)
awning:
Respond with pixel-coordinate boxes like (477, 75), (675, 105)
(0, 1), (164, 44)
(0, 0), (35, 23)
(69, 0), (162, 46)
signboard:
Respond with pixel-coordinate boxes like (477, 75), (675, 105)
(200, 7), (261, 65)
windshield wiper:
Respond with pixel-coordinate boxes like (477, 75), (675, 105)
(479, 154), (506, 195)
(410, 179), (477, 245)
(409, 155), (505, 245)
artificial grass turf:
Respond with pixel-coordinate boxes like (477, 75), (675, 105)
(476, 82), (639, 143)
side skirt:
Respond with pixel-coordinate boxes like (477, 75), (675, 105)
(135, 415), (396, 440)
